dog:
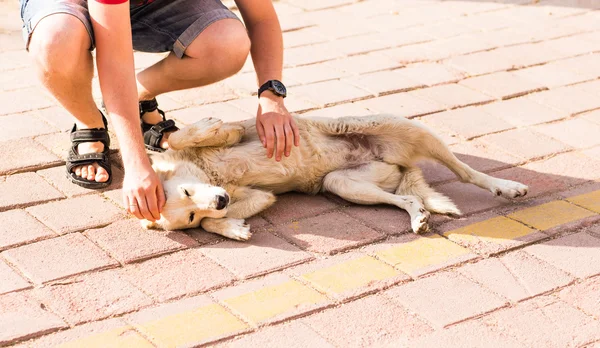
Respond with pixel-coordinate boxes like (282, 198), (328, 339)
(142, 115), (528, 240)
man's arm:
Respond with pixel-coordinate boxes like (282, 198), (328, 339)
(235, 0), (300, 161)
(88, 1), (165, 221)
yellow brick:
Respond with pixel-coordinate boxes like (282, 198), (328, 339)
(374, 234), (473, 277)
(444, 216), (535, 244)
(135, 304), (248, 347)
(566, 190), (600, 213)
(301, 256), (401, 295)
(508, 200), (596, 231)
(58, 326), (153, 348)
(223, 280), (328, 324)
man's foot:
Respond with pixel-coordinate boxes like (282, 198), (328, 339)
(139, 98), (179, 153)
(72, 141), (110, 183)
(141, 109), (174, 150)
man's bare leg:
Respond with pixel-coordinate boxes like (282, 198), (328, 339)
(29, 14), (109, 183)
(136, 18), (251, 149)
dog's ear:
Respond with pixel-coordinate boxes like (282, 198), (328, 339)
(140, 219), (157, 230)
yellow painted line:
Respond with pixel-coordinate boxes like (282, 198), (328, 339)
(57, 326), (153, 348)
(374, 234), (474, 277)
(301, 256), (403, 296)
(444, 216), (536, 244)
(135, 303), (248, 347)
(222, 280), (328, 324)
(508, 200), (596, 231)
(566, 190), (600, 213)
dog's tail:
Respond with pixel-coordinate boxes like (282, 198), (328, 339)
(396, 167), (461, 216)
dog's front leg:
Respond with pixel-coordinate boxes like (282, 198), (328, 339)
(169, 117), (245, 150)
(200, 187), (276, 241)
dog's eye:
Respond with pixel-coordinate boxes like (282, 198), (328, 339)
(183, 189), (190, 197)
(189, 212), (195, 224)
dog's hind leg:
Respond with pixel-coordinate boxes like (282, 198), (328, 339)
(169, 117), (246, 150)
(395, 167), (461, 216)
(322, 162), (430, 233)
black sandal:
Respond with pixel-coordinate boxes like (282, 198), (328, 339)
(66, 112), (112, 189)
(139, 98), (178, 152)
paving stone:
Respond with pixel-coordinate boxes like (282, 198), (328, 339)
(282, 27), (328, 49)
(0, 209), (55, 251)
(0, 292), (67, 345)
(1, 113), (57, 141)
(423, 33), (497, 58)
(521, 151), (600, 188)
(355, 91), (445, 117)
(325, 52), (402, 75)
(284, 63), (350, 86)
(408, 318), (527, 348)
(292, 80), (371, 107)
(509, 200), (596, 232)
(434, 181), (511, 215)
(534, 118), (600, 149)
(228, 95), (316, 114)
(325, 33), (392, 56)
(365, 233), (477, 277)
(275, 211), (384, 255)
(261, 193), (339, 225)
(213, 273), (330, 325)
(0, 88), (55, 116)
(481, 296), (600, 348)
(342, 205), (411, 235)
(538, 34), (600, 58)
(0, 172), (64, 211)
(0, 65), (37, 91)
(169, 103), (253, 125)
(449, 140), (522, 172)
(2, 233), (117, 284)
(479, 128), (571, 161)
(0, 259), (31, 295)
(576, 79), (600, 97)
(394, 62), (467, 86)
(566, 190), (600, 213)
(512, 62), (592, 89)
(218, 321), (332, 348)
(26, 318), (152, 348)
(385, 270), (507, 328)
(478, 98), (567, 127)
(524, 232), (600, 278)
(380, 44), (447, 65)
(120, 248), (234, 302)
(299, 103), (373, 119)
(527, 86), (600, 115)
(30, 106), (77, 131)
(342, 70), (424, 96)
(164, 82), (238, 105)
(288, 252), (409, 301)
(0, 138), (62, 175)
(127, 295), (249, 347)
(459, 72), (546, 100)
(445, 49), (515, 76)
(413, 84), (494, 110)
(442, 216), (544, 256)
(31, 270), (152, 325)
(582, 109), (600, 125)
(283, 43), (344, 67)
(422, 107), (513, 140)
(200, 231), (312, 279)
(490, 166), (569, 198)
(26, 195), (124, 235)
(84, 219), (197, 264)
(303, 294), (433, 347)
(558, 54), (600, 81)
(37, 165), (124, 198)
(557, 276), (600, 318)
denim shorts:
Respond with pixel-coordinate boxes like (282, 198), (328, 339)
(19, 0), (240, 58)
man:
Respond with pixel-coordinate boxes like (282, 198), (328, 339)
(20, 0), (299, 223)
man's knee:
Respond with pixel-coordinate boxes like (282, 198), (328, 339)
(186, 19), (251, 75)
(29, 14), (91, 77)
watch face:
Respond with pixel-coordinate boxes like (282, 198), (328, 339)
(272, 80), (286, 95)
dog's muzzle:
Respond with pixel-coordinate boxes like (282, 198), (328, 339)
(216, 194), (230, 210)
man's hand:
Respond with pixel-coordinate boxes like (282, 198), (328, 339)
(256, 92), (300, 161)
(122, 161), (165, 222)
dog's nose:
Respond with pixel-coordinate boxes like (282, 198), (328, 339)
(216, 194), (229, 210)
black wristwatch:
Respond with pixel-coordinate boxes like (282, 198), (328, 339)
(258, 80), (287, 98)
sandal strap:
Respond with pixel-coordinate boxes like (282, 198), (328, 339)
(66, 150), (111, 173)
(139, 98), (159, 115)
(70, 128), (111, 148)
(143, 119), (177, 149)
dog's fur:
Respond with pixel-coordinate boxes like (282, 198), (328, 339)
(143, 115), (528, 240)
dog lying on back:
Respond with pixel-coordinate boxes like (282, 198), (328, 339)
(143, 115), (528, 240)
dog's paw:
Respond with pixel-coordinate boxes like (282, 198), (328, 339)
(221, 219), (252, 241)
(195, 117), (223, 134)
(490, 179), (529, 199)
(411, 209), (431, 234)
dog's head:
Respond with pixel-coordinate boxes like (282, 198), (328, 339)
(141, 159), (230, 230)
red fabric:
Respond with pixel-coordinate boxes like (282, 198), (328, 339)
(93, 0), (128, 4)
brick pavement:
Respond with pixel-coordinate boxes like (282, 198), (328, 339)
(2, 0), (600, 346)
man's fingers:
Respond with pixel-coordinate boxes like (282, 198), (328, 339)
(275, 124), (285, 161)
(291, 119), (300, 147)
(146, 188), (161, 221)
(284, 124), (293, 157)
(125, 194), (143, 219)
(135, 193), (155, 222)
(256, 120), (266, 147)
(265, 126), (275, 158)
(156, 183), (166, 212)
